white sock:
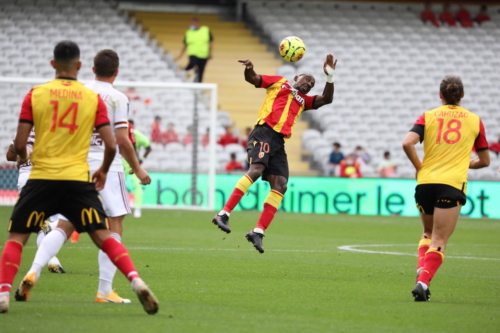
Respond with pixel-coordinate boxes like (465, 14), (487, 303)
(36, 231), (45, 248)
(98, 232), (121, 295)
(253, 228), (264, 234)
(47, 256), (61, 267)
(131, 277), (144, 289)
(417, 281), (428, 290)
(49, 220), (59, 230)
(29, 228), (67, 281)
(218, 210), (230, 216)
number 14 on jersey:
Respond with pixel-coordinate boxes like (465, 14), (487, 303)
(50, 101), (79, 134)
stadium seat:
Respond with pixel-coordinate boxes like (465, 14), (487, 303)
(245, 0), (500, 179)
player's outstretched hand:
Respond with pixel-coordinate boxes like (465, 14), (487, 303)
(238, 59), (254, 70)
(323, 54), (337, 75)
(92, 168), (107, 191)
(134, 167), (151, 185)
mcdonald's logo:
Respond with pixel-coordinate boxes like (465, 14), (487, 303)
(81, 207), (101, 226)
(26, 211), (45, 228)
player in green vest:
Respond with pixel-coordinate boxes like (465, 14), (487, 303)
(124, 120), (152, 218)
(175, 18), (213, 82)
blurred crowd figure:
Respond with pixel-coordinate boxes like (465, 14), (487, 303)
(151, 116), (162, 143)
(225, 153), (244, 172)
(325, 142), (345, 176)
(339, 154), (362, 178)
(352, 146), (371, 165)
(162, 122), (179, 144)
(326, 143), (374, 178)
(421, 2), (490, 28)
(377, 151), (397, 178)
(149, 118), (253, 155)
(240, 127), (252, 148)
(218, 126), (239, 146)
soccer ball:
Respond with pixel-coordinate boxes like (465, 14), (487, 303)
(279, 36), (306, 62)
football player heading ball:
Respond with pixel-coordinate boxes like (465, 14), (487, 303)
(212, 54), (337, 253)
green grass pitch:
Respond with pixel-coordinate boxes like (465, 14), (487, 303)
(0, 206), (499, 332)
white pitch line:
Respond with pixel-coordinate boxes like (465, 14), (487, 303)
(338, 244), (500, 261)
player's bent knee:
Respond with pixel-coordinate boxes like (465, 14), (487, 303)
(88, 229), (111, 248)
(57, 220), (76, 237)
(7, 232), (31, 246)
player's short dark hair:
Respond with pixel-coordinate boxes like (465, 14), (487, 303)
(297, 72), (315, 81)
(53, 40), (80, 63)
(440, 75), (463, 105)
(230, 152), (236, 159)
(384, 151), (390, 158)
(128, 119), (135, 125)
(94, 49), (119, 78)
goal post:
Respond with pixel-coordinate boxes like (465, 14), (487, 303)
(0, 77), (218, 211)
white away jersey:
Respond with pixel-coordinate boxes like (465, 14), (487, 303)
(85, 80), (129, 172)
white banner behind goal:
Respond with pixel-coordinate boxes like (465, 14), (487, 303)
(0, 77), (218, 211)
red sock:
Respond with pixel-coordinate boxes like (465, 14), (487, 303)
(417, 249), (444, 286)
(101, 237), (140, 282)
(0, 241), (23, 293)
(223, 175), (253, 213)
(417, 238), (431, 271)
(255, 190), (283, 231)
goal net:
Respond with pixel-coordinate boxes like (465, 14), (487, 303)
(0, 77), (218, 211)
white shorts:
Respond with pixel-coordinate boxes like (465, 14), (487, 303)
(92, 170), (131, 218)
(17, 173), (30, 192)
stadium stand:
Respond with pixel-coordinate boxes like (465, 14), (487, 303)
(129, 11), (316, 173)
(1, 0), (500, 179)
(0, 0), (237, 172)
(246, 1), (500, 179)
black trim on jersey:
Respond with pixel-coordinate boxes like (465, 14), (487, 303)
(56, 76), (77, 81)
(410, 124), (424, 142)
(19, 119), (33, 124)
(255, 74), (263, 88)
(476, 147), (489, 151)
(310, 95), (318, 110)
(95, 122), (110, 130)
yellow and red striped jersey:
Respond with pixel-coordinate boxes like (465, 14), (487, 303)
(255, 75), (316, 138)
(19, 78), (110, 182)
(411, 104), (488, 192)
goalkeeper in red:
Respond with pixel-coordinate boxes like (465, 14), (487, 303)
(212, 54), (337, 253)
(403, 75), (490, 301)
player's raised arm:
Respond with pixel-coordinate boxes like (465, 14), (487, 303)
(238, 59), (261, 86)
(313, 54), (337, 109)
